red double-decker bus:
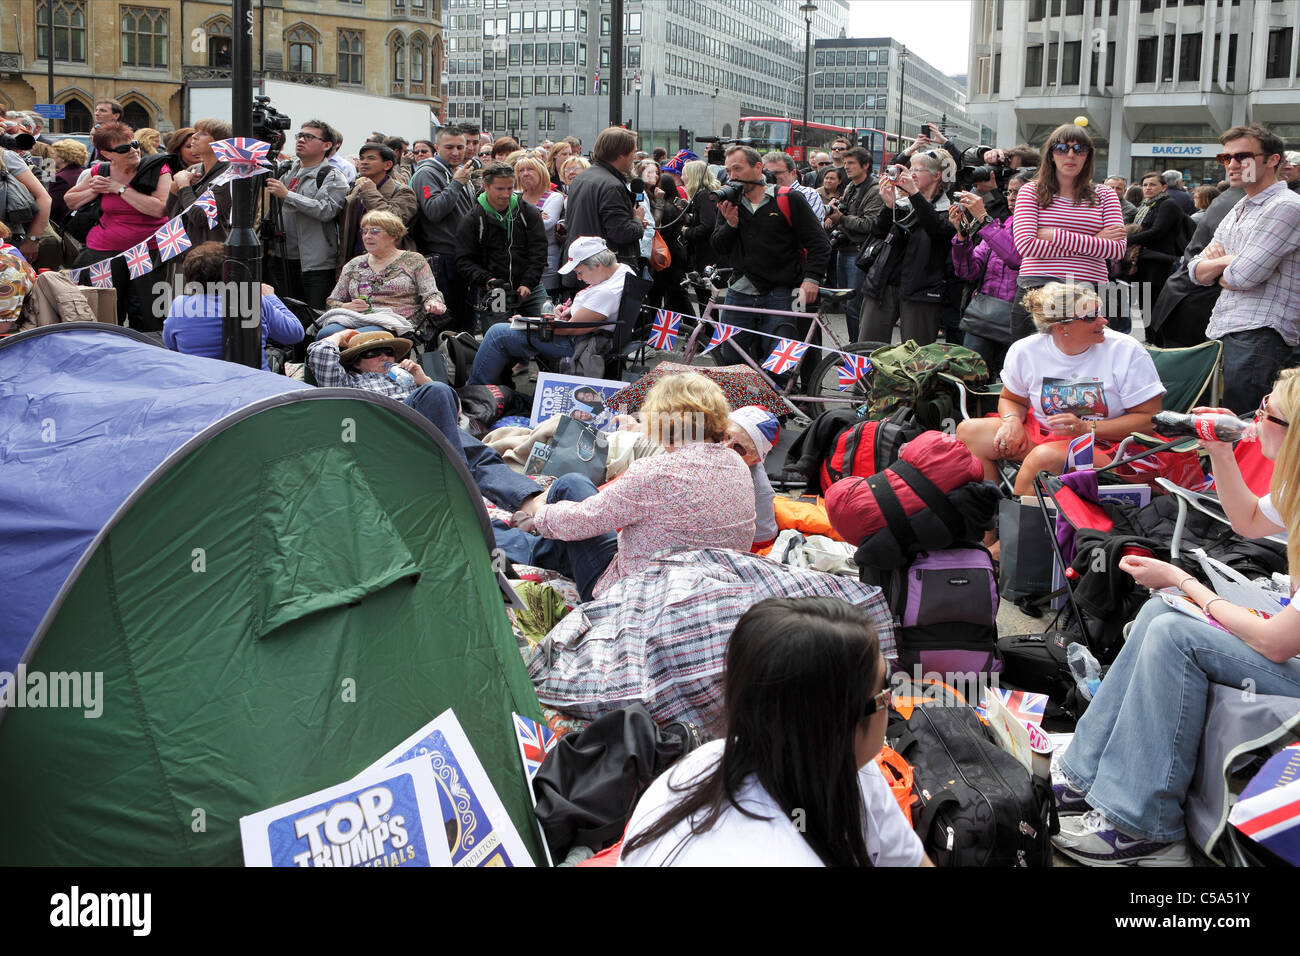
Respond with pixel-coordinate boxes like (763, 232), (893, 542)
(736, 117), (853, 162)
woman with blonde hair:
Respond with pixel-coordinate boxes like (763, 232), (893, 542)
(1052, 369), (1300, 865)
(47, 138), (88, 226)
(134, 128), (161, 156)
(547, 140), (574, 189)
(681, 159), (723, 279)
(507, 371), (756, 602)
(323, 209), (444, 334)
(515, 155), (564, 296)
(954, 281), (1164, 495)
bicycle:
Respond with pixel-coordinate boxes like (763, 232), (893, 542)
(676, 265), (884, 415)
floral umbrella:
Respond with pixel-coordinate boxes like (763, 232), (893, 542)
(607, 361), (790, 419)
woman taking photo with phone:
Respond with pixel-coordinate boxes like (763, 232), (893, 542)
(620, 597), (930, 867)
(1052, 369), (1300, 866)
(1010, 123), (1126, 341)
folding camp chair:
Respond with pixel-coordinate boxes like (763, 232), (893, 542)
(522, 274), (655, 381)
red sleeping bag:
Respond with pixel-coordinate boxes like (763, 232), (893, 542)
(825, 431), (984, 546)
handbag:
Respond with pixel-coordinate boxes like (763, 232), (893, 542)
(0, 162), (37, 231)
(63, 163), (108, 243)
(649, 230), (672, 272)
(859, 226), (905, 300)
(959, 292), (1014, 344)
(541, 414), (609, 485)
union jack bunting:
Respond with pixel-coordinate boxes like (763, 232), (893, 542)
(1122, 450), (1164, 474)
(153, 217), (192, 262)
(63, 267), (85, 283)
(124, 241), (153, 280)
(838, 353), (872, 390)
(761, 338), (809, 376)
(195, 190), (220, 229)
(648, 309), (681, 350)
(701, 322), (739, 354)
(511, 713), (557, 790)
(1065, 429), (1094, 472)
(987, 689), (1048, 726)
(210, 137), (271, 167)
(89, 260), (114, 288)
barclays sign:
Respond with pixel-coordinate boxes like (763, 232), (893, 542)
(1131, 142), (1221, 158)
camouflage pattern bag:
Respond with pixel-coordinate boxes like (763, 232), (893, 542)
(863, 340), (989, 432)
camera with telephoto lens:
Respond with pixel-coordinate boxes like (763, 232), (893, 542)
(251, 96), (291, 155)
(0, 132), (34, 150)
(955, 144), (1025, 192)
(710, 180), (746, 204)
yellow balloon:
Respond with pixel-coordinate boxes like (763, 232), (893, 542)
(1074, 115), (1089, 127)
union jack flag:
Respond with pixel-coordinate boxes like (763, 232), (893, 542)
(762, 338), (809, 376)
(701, 322), (739, 355)
(837, 353), (872, 390)
(124, 241), (153, 280)
(987, 688), (1048, 726)
(210, 137), (272, 167)
(153, 217), (192, 262)
(89, 259), (114, 288)
(1065, 429), (1094, 472)
(511, 713), (557, 789)
(195, 190), (220, 229)
(64, 267), (85, 284)
(648, 309), (681, 350)
(1122, 450), (1164, 474)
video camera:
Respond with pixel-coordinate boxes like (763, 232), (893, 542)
(252, 95), (292, 156)
(0, 132), (35, 151)
(954, 144), (1033, 192)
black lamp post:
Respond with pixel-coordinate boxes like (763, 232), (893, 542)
(800, 2), (817, 162)
(897, 45), (909, 149)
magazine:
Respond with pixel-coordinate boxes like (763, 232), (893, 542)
(529, 371), (626, 433)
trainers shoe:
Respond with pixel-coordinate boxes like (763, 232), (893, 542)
(1052, 810), (1190, 866)
(1051, 763), (1090, 815)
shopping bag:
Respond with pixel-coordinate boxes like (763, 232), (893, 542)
(541, 414), (609, 485)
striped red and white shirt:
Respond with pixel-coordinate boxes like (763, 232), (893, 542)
(1011, 181), (1126, 285)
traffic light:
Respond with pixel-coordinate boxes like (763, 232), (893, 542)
(678, 126), (689, 149)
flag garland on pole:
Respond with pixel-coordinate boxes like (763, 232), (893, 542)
(762, 338), (809, 375)
(650, 306), (879, 371)
(838, 354), (872, 389)
(702, 322), (739, 354)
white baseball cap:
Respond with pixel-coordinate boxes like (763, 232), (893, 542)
(558, 236), (609, 275)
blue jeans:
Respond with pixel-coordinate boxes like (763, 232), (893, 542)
(1217, 327), (1300, 417)
(962, 331), (1009, 381)
(316, 322), (385, 339)
(467, 323), (577, 385)
(836, 251), (866, 343)
(491, 473), (619, 603)
(1058, 598), (1300, 842)
(402, 382), (541, 512)
(718, 287), (799, 386)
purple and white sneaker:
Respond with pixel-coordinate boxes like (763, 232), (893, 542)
(1052, 810), (1190, 866)
(1051, 763), (1090, 815)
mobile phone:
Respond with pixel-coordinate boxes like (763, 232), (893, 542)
(919, 123), (930, 138)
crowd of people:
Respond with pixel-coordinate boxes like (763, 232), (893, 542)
(5, 97), (1300, 870)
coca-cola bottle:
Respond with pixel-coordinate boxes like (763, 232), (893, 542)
(1151, 410), (1256, 442)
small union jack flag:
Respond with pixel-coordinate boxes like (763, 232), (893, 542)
(837, 353), (872, 390)
(762, 338), (809, 376)
(153, 217), (192, 262)
(987, 688), (1049, 726)
(648, 309), (681, 350)
(512, 713), (557, 789)
(195, 190), (220, 229)
(592, 68), (600, 95)
(1065, 429), (1094, 472)
(64, 267), (85, 283)
(89, 259), (114, 288)
(210, 137), (272, 167)
(701, 322), (739, 355)
(1123, 450), (1164, 474)
(124, 241), (153, 280)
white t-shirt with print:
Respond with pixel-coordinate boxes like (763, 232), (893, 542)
(618, 739), (925, 867)
(1001, 328), (1165, 422)
(571, 262), (632, 332)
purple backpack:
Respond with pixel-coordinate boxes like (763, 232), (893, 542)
(886, 546), (1001, 683)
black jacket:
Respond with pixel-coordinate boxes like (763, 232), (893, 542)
(455, 198), (547, 292)
(1129, 193), (1189, 262)
(711, 185), (831, 291)
(836, 176), (886, 250)
(682, 189), (723, 273)
(560, 160), (643, 282)
(865, 191), (958, 305)
(1147, 187), (1245, 344)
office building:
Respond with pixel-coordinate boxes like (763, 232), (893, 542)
(967, 0), (1300, 181)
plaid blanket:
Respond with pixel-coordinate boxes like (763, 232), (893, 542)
(526, 549), (895, 738)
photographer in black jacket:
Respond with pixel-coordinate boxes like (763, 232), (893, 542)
(712, 145), (830, 384)
(823, 146), (883, 342)
(456, 163), (548, 326)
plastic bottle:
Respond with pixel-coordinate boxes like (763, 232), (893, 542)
(384, 361), (414, 390)
(1066, 643), (1101, 701)
(1151, 410), (1256, 443)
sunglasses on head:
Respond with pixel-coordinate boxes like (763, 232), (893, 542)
(358, 348), (396, 361)
(1216, 151), (1265, 167)
(103, 141), (141, 154)
(1259, 394), (1290, 429)
(1051, 142), (1090, 155)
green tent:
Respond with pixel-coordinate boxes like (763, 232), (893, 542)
(0, 325), (545, 865)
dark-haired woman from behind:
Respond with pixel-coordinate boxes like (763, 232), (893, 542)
(619, 597), (932, 867)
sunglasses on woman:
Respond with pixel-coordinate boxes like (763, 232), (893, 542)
(103, 141), (141, 154)
(1051, 143), (1090, 155)
(863, 685), (892, 716)
(358, 348), (396, 361)
(1259, 394), (1290, 429)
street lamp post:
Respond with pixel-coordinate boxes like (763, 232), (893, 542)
(634, 75), (642, 135)
(800, 2), (817, 163)
(897, 45), (909, 151)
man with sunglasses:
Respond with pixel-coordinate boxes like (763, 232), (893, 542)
(265, 120), (349, 310)
(1187, 123), (1300, 416)
(307, 329), (542, 515)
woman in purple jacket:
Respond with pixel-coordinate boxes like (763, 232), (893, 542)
(948, 169), (1033, 379)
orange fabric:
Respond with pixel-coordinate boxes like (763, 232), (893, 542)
(874, 747), (915, 825)
(773, 496), (846, 542)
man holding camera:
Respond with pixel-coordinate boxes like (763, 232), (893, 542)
(410, 125), (479, 332)
(762, 152), (824, 223)
(264, 120), (349, 310)
(712, 145), (830, 384)
(456, 164), (548, 326)
(823, 146), (883, 342)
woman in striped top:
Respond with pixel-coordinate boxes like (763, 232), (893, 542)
(1009, 123), (1127, 341)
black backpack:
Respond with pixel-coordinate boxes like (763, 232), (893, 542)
(887, 703), (1056, 866)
